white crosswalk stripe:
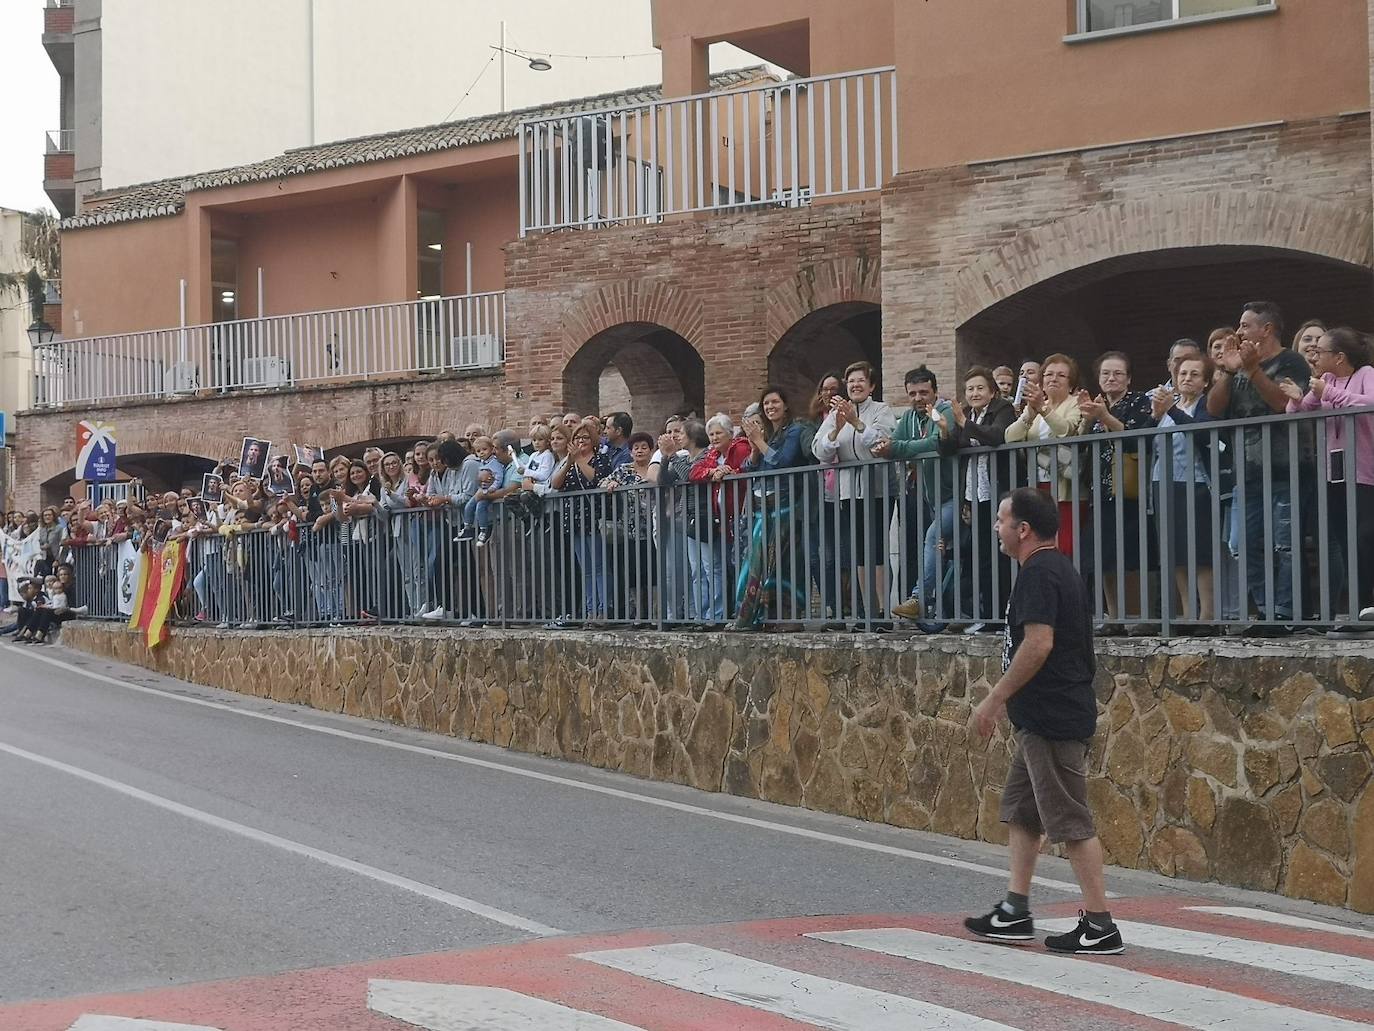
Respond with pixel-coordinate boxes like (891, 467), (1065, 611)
(809, 927), (1369, 1031)
(1039, 917), (1374, 991)
(69, 1019), (223, 1031)
(576, 942), (1020, 1031)
(367, 980), (646, 1030)
(1185, 906), (1374, 941)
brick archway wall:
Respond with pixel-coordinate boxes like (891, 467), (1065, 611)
(763, 256), (882, 346)
(953, 191), (1373, 328)
(558, 282), (705, 363)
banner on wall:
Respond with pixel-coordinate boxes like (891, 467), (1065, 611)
(2, 530), (40, 603)
(76, 420), (117, 482)
(116, 540), (140, 617)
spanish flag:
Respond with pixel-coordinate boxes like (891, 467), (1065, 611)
(128, 539), (187, 649)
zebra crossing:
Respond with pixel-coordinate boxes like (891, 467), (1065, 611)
(21, 899), (1374, 1031)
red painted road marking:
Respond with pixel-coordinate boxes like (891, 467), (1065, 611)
(4, 897), (1370, 1031)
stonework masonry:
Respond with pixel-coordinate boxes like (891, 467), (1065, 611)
(65, 623), (1374, 913)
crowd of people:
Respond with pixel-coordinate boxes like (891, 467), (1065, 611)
(4, 301), (1372, 639)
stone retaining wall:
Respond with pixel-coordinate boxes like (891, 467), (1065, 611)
(63, 623), (1374, 912)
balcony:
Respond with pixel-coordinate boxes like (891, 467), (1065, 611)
(43, 129), (75, 217)
(29, 291), (506, 409)
(519, 66), (897, 235)
(43, 1), (74, 76)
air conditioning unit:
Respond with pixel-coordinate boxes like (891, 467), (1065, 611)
(243, 355), (290, 387)
(772, 186), (814, 208)
(451, 333), (499, 369)
(164, 361), (199, 394)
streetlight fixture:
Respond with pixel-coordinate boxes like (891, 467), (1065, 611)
(27, 317), (55, 348)
(527, 56), (552, 72)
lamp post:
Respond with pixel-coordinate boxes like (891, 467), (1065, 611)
(26, 318), (55, 348)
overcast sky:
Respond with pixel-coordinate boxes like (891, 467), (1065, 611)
(0, 2), (59, 213)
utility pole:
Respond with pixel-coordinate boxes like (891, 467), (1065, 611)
(499, 20), (507, 112)
(306, 0), (317, 144)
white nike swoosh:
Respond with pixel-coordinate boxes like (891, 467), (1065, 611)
(989, 914), (1023, 928)
(1079, 932), (1115, 947)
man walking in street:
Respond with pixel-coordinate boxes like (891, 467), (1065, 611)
(964, 487), (1124, 955)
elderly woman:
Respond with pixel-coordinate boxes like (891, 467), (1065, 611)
(735, 386), (810, 628)
(811, 360), (898, 620)
(1150, 354), (1217, 628)
(1005, 352), (1087, 556)
(687, 413), (751, 623)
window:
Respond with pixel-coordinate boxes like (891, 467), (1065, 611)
(417, 209), (444, 300)
(210, 238), (238, 322)
(1081, 0), (1267, 33)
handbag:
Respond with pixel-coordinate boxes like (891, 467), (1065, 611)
(1112, 447), (1141, 501)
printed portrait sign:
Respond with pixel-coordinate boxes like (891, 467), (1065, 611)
(293, 444), (325, 466)
(265, 456), (293, 495)
(239, 437), (271, 479)
(201, 473), (224, 503)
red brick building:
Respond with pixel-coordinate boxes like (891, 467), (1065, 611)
(12, 0), (1374, 504)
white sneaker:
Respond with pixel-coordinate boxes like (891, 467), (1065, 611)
(70, 605), (88, 615)
(964, 622), (987, 635)
(1360, 606), (1374, 622)
(420, 606), (446, 620)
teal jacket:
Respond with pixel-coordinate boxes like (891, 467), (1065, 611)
(889, 400), (956, 512)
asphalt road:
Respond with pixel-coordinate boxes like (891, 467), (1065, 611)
(2, 640), (1370, 1020)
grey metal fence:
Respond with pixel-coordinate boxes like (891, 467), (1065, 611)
(60, 406), (1373, 638)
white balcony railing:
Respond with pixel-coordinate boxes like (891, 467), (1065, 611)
(519, 66), (897, 234)
(30, 291), (505, 409)
(45, 129), (74, 153)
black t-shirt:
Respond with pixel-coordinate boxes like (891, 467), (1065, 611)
(1002, 548), (1097, 741)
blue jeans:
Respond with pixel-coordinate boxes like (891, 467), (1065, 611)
(660, 525), (691, 621)
(1231, 479), (1294, 621)
(920, 499), (958, 609)
(463, 496), (492, 531)
(572, 530), (606, 619)
(686, 534), (726, 622)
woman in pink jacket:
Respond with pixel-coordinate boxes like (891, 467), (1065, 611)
(1285, 327), (1374, 623)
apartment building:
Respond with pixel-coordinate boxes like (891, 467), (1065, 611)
(16, 0), (1374, 504)
(38, 0), (727, 217)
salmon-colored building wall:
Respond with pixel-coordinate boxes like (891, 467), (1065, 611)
(226, 196), (389, 317)
(893, 1), (1369, 171)
(439, 176), (520, 296)
(654, 1), (1368, 174)
(61, 217), (187, 337)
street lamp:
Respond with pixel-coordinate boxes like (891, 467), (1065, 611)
(27, 317), (55, 348)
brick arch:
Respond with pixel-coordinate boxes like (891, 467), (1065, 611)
(954, 191), (1373, 327)
(763, 255), (882, 345)
(563, 323), (705, 432)
(558, 281), (705, 359)
(30, 427), (231, 489)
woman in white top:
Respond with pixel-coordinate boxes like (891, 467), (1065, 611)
(1150, 354), (1216, 625)
(812, 360), (898, 619)
(1004, 352), (1087, 556)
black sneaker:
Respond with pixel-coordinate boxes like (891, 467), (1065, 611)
(964, 903), (1035, 943)
(1044, 912), (1125, 955)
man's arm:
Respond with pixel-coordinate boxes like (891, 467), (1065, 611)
(973, 623), (1054, 737)
(1244, 362), (1296, 415)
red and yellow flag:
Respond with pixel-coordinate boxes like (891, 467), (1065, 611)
(128, 539), (187, 649)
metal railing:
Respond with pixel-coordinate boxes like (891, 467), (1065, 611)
(45, 129), (74, 153)
(519, 67), (898, 234)
(56, 407), (1373, 638)
(30, 291), (505, 408)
